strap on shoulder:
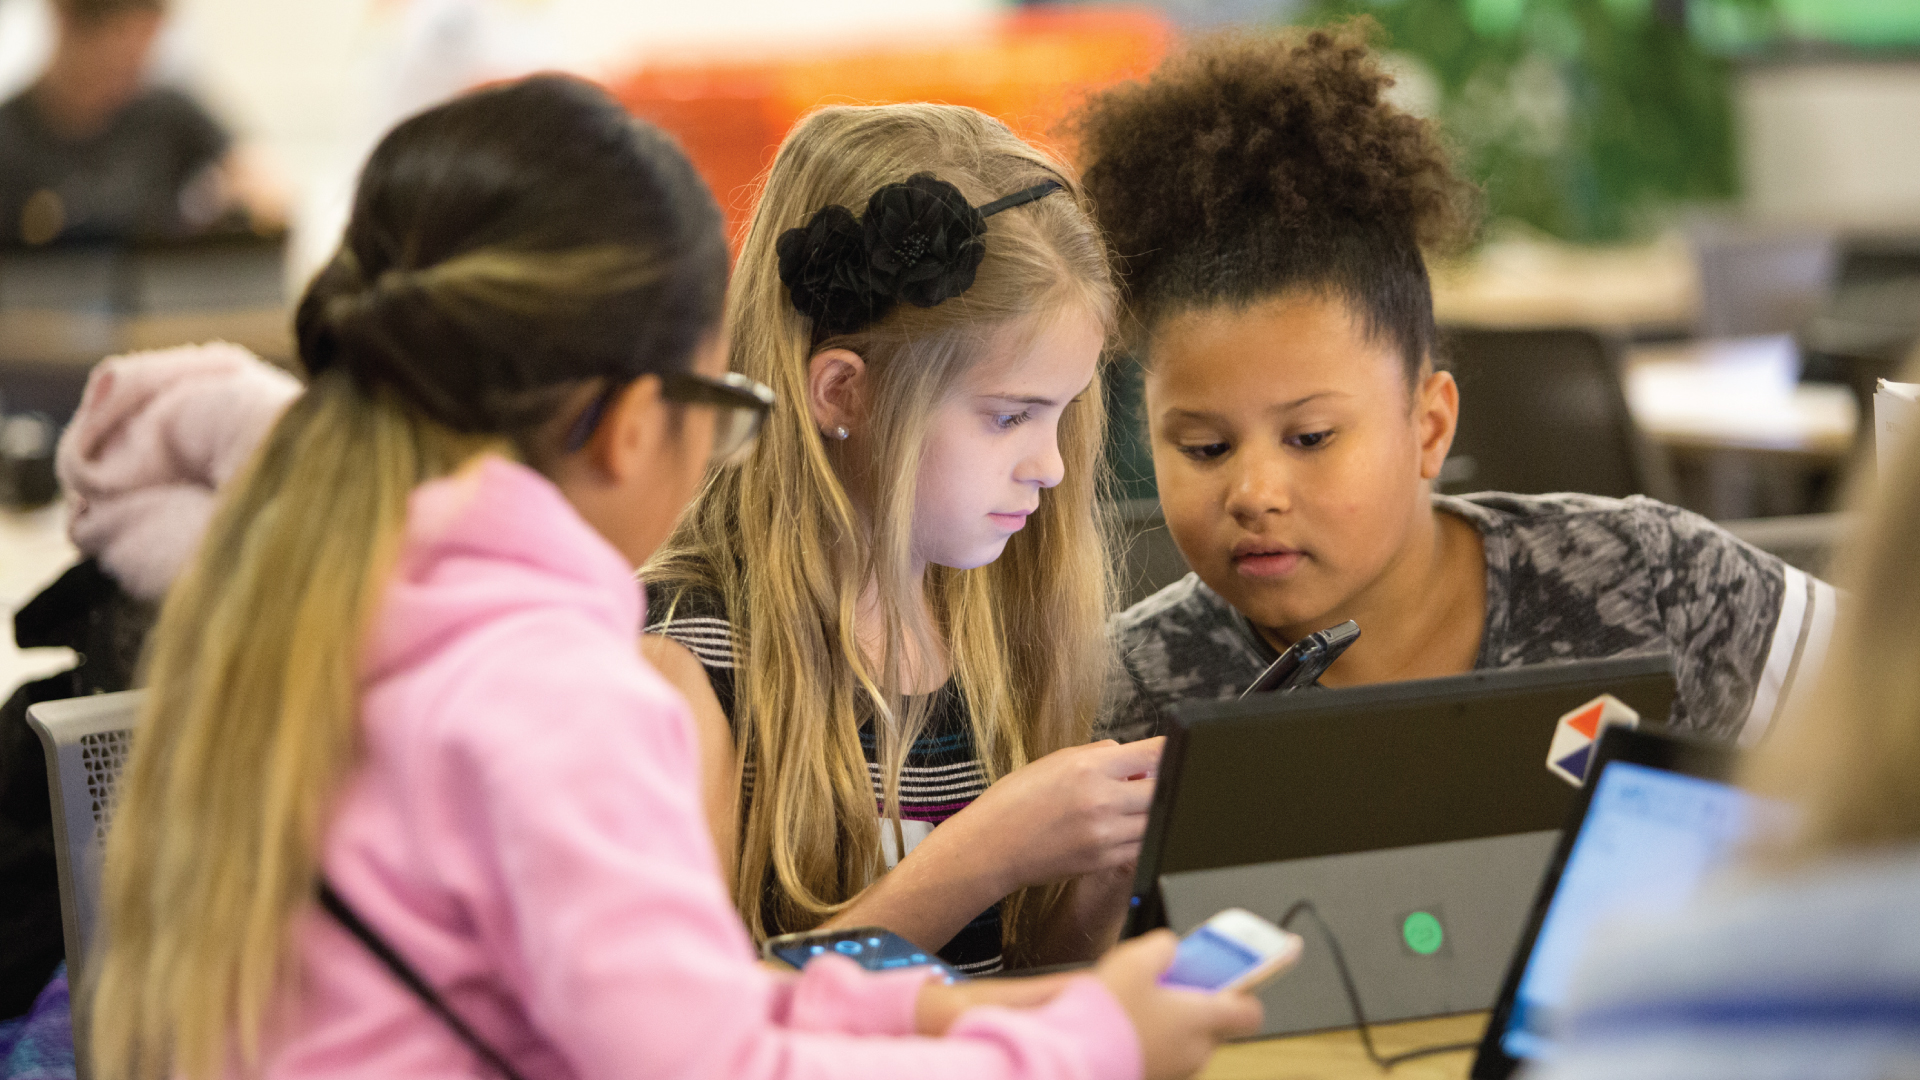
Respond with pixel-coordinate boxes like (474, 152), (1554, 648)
(318, 879), (530, 1080)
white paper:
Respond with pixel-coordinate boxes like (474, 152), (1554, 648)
(1878, 380), (1920, 477)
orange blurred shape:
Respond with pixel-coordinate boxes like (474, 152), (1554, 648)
(606, 6), (1172, 252)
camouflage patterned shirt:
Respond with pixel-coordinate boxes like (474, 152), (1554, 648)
(1104, 493), (1836, 745)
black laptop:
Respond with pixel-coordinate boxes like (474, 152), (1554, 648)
(1122, 655), (1679, 1037)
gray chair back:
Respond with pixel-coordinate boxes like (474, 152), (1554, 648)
(25, 689), (143, 1080)
(1441, 327), (1677, 502)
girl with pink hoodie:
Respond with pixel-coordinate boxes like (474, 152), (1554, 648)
(87, 74), (1258, 1080)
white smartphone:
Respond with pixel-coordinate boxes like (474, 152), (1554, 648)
(1158, 908), (1304, 993)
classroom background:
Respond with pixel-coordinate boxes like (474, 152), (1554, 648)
(4, 0), (1919, 714)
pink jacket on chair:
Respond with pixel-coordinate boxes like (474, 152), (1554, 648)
(263, 456), (1141, 1080)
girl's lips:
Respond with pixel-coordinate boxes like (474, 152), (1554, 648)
(988, 511), (1032, 532)
(1234, 550), (1304, 579)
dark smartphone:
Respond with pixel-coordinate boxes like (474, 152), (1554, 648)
(762, 926), (963, 983)
(1239, 620), (1360, 698)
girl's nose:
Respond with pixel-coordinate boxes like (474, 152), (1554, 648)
(1223, 445), (1292, 522)
(1015, 429), (1067, 489)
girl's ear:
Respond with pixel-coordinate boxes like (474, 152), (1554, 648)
(594, 374), (671, 483)
(1414, 366), (1460, 481)
(807, 348), (868, 438)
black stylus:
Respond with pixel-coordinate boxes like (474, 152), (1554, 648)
(1239, 620), (1361, 698)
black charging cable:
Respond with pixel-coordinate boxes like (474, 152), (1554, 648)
(1277, 901), (1482, 1071)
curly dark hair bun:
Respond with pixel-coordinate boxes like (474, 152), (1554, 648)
(1073, 19), (1478, 376)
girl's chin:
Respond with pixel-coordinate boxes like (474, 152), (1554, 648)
(930, 538), (1013, 572)
(1215, 573), (1334, 633)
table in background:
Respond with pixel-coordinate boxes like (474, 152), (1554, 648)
(1202, 1012), (1486, 1080)
(0, 307), (294, 421)
(1625, 335), (1859, 519)
(1, 235), (294, 421)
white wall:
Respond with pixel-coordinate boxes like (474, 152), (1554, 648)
(1740, 59), (1920, 234)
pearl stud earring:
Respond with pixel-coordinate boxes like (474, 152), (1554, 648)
(833, 425), (850, 440)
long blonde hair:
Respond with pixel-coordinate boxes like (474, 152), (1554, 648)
(91, 75), (728, 1080)
(646, 104), (1116, 962)
(1743, 358), (1920, 861)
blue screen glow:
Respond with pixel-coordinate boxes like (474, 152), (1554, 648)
(1161, 925), (1263, 991)
(1501, 760), (1768, 1061)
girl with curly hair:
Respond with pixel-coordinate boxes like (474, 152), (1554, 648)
(642, 105), (1174, 976)
(1076, 23), (1831, 743)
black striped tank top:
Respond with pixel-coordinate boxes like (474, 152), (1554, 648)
(645, 585), (1005, 976)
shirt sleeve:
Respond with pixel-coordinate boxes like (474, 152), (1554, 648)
(645, 584), (739, 721)
(420, 622), (1141, 1080)
(1630, 498), (1832, 744)
(1097, 642), (1166, 744)
(149, 88), (232, 175)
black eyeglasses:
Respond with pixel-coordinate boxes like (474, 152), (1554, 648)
(564, 371), (775, 464)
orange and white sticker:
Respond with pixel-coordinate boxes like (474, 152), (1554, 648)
(1546, 694), (1640, 787)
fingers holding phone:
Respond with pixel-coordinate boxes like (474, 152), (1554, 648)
(1096, 930), (1268, 1080)
(1158, 908), (1304, 993)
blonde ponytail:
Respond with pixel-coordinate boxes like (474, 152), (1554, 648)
(92, 373), (500, 1080)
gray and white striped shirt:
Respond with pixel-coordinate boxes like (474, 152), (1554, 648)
(1104, 493), (1835, 745)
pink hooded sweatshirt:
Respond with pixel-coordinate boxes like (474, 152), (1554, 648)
(268, 456), (1142, 1080)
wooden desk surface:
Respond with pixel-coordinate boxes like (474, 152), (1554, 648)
(1625, 336), (1859, 459)
(1201, 1012), (1487, 1080)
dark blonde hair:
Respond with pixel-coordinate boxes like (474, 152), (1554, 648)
(647, 103), (1115, 963)
(1743, 358), (1920, 860)
(93, 75), (727, 1080)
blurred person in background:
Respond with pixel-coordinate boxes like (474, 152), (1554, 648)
(0, 0), (280, 247)
(1539, 357), (1920, 1080)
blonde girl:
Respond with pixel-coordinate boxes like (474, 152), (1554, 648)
(89, 76), (1255, 1080)
(645, 104), (1160, 974)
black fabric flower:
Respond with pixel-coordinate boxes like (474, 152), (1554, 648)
(861, 173), (987, 309)
(775, 204), (887, 336)
(775, 172), (1017, 336)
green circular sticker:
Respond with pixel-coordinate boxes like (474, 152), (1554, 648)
(1402, 911), (1444, 955)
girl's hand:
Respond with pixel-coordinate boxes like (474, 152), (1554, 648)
(1096, 931), (1264, 1080)
(815, 737), (1163, 958)
(945, 738), (1164, 895)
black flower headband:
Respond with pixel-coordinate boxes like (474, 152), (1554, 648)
(775, 173), (1064, 337)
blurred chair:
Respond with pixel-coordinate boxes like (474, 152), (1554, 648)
(26, 689), (142, 1080)
(1800, 238), (1920, 448)
(1440, 327), (1676, 502)
(1688, 223), (1837, 338)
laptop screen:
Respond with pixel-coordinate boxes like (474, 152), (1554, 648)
(1498, 759), (1768, 1062)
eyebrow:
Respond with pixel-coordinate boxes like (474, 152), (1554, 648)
(978, 391), (1087, 408)
(1160, 391), (1346, 423)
